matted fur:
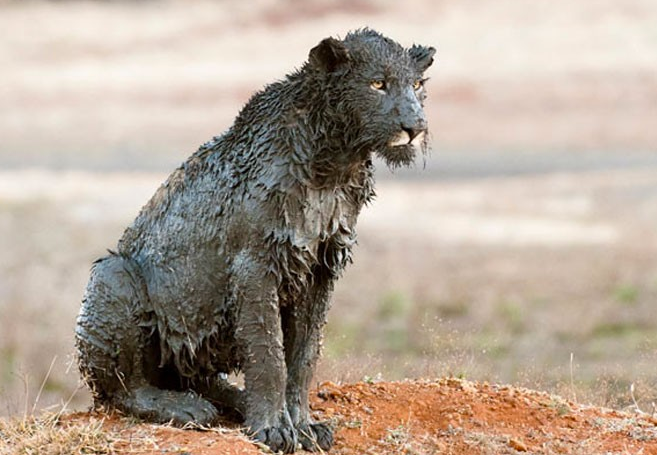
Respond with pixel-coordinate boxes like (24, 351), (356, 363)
(75, 28), (435, 453)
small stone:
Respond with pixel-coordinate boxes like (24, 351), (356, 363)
(509, 438), (528, 452)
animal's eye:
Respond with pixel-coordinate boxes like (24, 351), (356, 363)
(413, 79), (424, 91)
(370, 80), (386, 91)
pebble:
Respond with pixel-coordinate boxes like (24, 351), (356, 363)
(509, 438), (528, 452)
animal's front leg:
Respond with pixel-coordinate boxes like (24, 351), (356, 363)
(283, 275), (335, 452)
(233, 256), (297, 454)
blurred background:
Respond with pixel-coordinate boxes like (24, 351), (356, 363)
(1, 0), (656, 416)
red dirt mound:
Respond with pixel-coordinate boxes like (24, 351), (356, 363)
(27, 379), (657, 454)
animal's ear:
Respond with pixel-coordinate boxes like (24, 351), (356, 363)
(408, 44), (436, 72)
(308, 37), (351, 73)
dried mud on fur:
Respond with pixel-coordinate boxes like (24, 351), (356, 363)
(3, 378), (657, 454)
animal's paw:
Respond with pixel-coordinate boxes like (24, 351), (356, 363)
(251, 425), (298, 454)
(298, 422), (334, 452)
(128, 386), (218, 427)
(168, 391), (219, 427)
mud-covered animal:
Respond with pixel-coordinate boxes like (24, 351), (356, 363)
(76, 28), (435, 453)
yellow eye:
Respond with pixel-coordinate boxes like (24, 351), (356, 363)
(370, 80), (386, 91)
(413, 79), (423, 91)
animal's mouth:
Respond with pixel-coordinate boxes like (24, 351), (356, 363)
(388, 129), (426, 148)
(378, 128), (428, 169)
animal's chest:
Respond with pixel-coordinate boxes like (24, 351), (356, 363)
(294, 189), (354, 245)
(291, 187), (358, 254)
(273, 187), (360, 289)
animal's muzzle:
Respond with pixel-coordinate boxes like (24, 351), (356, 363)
(389, 91), (428, 147)
(388, 119), (427, 147)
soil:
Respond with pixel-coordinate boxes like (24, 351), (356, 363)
(57, 378), (657, 454)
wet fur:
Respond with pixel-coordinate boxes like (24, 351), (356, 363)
(76, 28), (435, 453)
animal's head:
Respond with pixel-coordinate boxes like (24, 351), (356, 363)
(308, 28), (436, 168)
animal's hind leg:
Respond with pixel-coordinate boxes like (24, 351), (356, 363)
(121, 385), (218, 426)
(75, 253), (217, 426)
(195, 375), (247, 420)
(75, 254), (146, 402)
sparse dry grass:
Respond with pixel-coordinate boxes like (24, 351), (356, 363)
(0, 413), (113, 455)
(0, 409), (262, 455)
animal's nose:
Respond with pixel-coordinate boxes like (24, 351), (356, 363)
(401, 124), (426, 142)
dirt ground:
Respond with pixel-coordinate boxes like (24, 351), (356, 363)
(4, 379), (657, 454)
